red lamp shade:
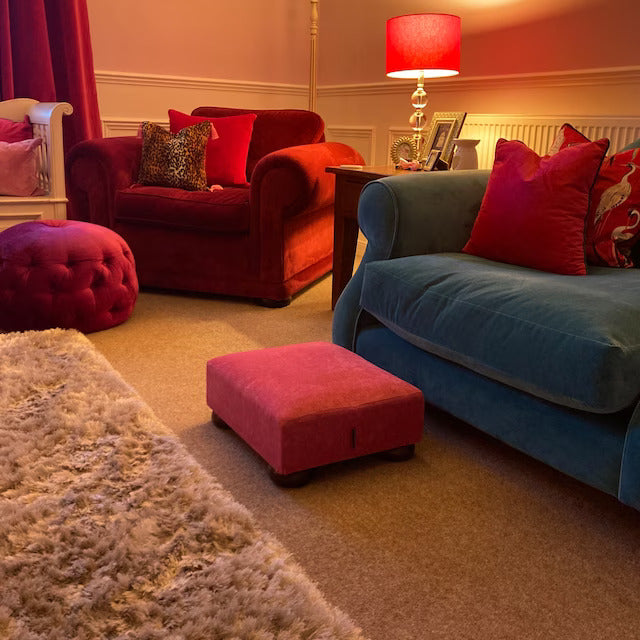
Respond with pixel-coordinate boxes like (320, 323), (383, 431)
(386, 13), (460, 79)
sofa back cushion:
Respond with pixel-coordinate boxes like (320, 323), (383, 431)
(191, 107), (325, 181)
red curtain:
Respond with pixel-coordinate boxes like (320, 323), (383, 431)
(0, 0), (102, 151)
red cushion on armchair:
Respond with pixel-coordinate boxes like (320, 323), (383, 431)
(191, 106), (325, 178)
(168, 109), (256, 187)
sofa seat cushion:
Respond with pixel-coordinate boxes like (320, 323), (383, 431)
(115, 185), (250, 233)
(360, 252), (640, 413)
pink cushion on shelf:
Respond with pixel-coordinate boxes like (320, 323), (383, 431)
(550, 124), (640, 267)
(0, 137), (43, 196)
(0, 220), (138, 333)
(0, 116), (32, 143)
(206, 342), (424, 476)
(463, 137), (609, 275)
(168, 109), (256, 187)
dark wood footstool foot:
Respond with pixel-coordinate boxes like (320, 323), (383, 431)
(211, 411), (231, 429)
(380, 444), (415, 462)
(268, 466), (313, 488)
(258, 296), (291, 308)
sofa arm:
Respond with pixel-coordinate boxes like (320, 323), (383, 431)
(250, 141), (364, 222)
(333, 170), (490, 350)
(359, 169), (490, 261)
(66, 136), (142, 228)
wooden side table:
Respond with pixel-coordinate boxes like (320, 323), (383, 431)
(326, 165), (402, 309)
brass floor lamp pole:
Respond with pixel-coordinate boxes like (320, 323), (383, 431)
(309, 0), (318, 112)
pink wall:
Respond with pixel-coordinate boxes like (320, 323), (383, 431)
(86, 0), (309, 84)
(87, 0), (639, 86)
(461, 0), (640, 77)
(319, 0), (640, 84)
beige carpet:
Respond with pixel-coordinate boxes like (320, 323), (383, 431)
(0, 328), (366, 640)
(88, 273), (640, 640)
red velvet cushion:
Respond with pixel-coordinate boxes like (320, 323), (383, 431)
(463, 137), (609, 275)
(191, 107), (325, 179)
(550, 124), (640, 267)
(0, 116), (32, 143)
(168, 109), (256, 187)
(115, 184), (251, 233)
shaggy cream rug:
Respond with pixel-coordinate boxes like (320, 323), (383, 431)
(0, 328), (366, 640)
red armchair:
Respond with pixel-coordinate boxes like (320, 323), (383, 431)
(66, 107), (364, 305)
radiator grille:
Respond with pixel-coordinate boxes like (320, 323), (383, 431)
(459, 115), (640, 169)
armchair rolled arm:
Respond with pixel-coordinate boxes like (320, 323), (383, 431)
(250, 141), (364, 221)
(66, 136), (142, 228)
(333, 169), (490, 350)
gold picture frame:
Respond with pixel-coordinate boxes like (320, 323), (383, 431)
(390, 136), (418, 165)
(423, 112), (467, 166)
(424, 149), (441, 171)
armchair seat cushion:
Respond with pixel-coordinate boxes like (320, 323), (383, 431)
(115, 185), (250, 233)
(360, 252), (640, 413)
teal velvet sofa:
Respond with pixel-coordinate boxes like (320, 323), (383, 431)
(332, 169), (640, 511)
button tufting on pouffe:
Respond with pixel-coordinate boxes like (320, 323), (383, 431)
(0, 219), (138, 333)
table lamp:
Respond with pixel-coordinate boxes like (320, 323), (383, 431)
(386, 13), (460, 165)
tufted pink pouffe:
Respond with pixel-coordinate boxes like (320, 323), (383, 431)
(0, 219), (138, 333)
(206, 341), (424, 486)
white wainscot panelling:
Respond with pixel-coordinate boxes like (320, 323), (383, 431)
(460, 115), (640, 169)
(102, 119), (168, 137)
(0, 200), (67, 231)
(325, 126), (376, 165)
(96, 70), (309, 136)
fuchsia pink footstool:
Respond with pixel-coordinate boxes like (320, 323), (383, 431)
(0, 219), (138, 333)
(206, 341), (424, 486)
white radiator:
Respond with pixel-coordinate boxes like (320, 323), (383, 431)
(459, 115), (640, 169)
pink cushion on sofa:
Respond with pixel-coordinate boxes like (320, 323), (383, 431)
(463, 137), (609, 275)
(0, 137), (42, 196)
(206, 342), (424, 476)
(0, 220), (138, 333)
(115, 184), (251, 233)
(0, 116), (32, 143)
(168, 109), (256, 187)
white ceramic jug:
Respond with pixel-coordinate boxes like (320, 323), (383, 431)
(451, 139), (480, 170)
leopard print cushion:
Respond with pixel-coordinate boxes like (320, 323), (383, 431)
(137, 121), (211, 190)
